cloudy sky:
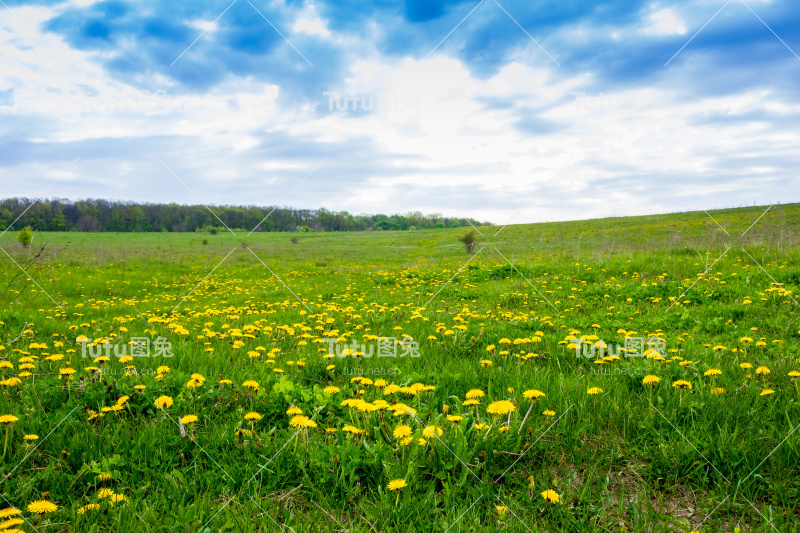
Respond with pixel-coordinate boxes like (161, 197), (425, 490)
(0, 0), (798, 224)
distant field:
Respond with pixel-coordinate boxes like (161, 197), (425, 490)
(0, 203), (798, 532)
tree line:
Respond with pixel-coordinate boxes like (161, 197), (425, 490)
(0, 198), (491, 233)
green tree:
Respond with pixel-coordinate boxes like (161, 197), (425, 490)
(51, 210), (67, 231)
(458, 229), (478, 253)
(17, 226), (33, 247)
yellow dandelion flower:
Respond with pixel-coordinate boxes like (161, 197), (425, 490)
(387, 479), (407, 492)
(522, 389), (546, 400)
(422, 426), (443, 439)
(180, 414), (198, 425)
(154, 396), (173, 409)
(642, 375), (660, 386)
(540, 490), (560, 503)
(26, 500), (57, 514)
(0, 517), (24, 528)
(77, 503), (100, 514)
(393, 424), (412, 439)
(486, 400), (516, 416)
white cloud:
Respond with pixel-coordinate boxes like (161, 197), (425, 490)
(644, 7), (688, 36)
(293, 16), (331, 37)
(1, 2), (798, 224)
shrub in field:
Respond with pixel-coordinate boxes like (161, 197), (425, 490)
(458, 229), (478, 253)
(17, 225), (33, 247)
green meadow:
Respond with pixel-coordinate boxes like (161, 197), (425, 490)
(0, 203), (798, 532)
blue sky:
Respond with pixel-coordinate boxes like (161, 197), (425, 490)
(1, 0), (799, 223)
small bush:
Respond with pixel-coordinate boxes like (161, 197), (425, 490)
(17, 226), (33, 247)
(458, 229), (478, 253)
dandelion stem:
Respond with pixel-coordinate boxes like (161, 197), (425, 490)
(1, 425), (8, 462)
(518, 402), (534, 434)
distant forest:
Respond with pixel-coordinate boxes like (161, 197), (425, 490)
(0, 198), (490, 233)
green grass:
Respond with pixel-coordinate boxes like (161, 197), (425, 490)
(0, 203), (798, 532)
